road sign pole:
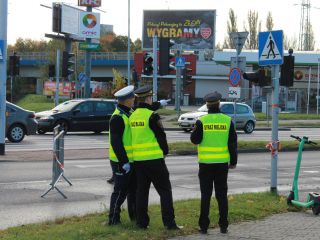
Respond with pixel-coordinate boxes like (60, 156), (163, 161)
(271, 64), (280, 192)
(84, 6), (92, 98)
(0, 0), (8, 155)
(55, 49), (60, 106)
(152, 35), (158, 102)
(175, 50), (182, 116)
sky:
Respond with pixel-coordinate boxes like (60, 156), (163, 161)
(6, 0), (320, 49)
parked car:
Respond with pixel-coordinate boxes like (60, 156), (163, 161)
(35, 99), (117, 134)
(5, 102), (38, 142)
(178, 102), (256, 134)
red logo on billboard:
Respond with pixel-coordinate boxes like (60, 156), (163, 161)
(294, 70), (303, 80)
(200, 28), (212, 39)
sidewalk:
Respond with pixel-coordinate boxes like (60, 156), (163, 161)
(170, 212), (320, 240)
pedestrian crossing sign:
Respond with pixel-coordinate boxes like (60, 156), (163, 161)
(258, 30), (283, 66)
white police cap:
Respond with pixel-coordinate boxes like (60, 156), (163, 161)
(114, 85), (135, 100)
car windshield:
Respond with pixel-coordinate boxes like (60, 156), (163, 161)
(52, 100), (81, 112)
(197, 104), (208, 112)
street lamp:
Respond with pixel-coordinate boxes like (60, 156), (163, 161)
(127, 0), (131, 85)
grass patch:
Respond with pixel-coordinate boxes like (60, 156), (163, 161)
(169, 140), (320, 155)
(0, 192), (289, 240)
(16, 94), (64, 112)
(255, 112), (320, 121)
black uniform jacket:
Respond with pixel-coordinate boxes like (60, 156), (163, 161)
(109, 104), (132, 165)
(135, 103), (169, 158)
(190, 108), (238, 166)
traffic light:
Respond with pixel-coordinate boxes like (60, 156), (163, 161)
(9, 54), (20, 76)
(159, 38), (175, 75)
(280, 54), (295, 87)
(182, 67), (192, 87)
(143, 52), (153, 75)
(243, 68), (271, 87)
(62, 51), (75, 78)
(48, 64), (55, 78)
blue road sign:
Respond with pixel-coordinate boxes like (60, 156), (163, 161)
(259, 30), (283, 65)
(175, 57), (185, 68)
(0, 40), (4, 62)
(229, 68), (242, 87)
(78, 72), (87, 85)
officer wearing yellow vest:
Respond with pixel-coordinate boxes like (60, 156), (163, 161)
(108, 85), (136, 225)
(129, 85), (182, 230)
(190, 91), (237, 234)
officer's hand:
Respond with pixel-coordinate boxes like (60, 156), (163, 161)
(159, 99), (171, 106)
(122, 163), (131, 173)
(229, 164), (236, 169)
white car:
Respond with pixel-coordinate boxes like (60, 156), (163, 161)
(178, 102), (256, 134)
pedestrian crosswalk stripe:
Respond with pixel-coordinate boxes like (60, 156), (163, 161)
(260, 32), (281, 61)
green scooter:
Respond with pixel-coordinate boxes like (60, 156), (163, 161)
(287, 135), (320, 215)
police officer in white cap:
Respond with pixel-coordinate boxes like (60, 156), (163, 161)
(191, 91), (237, 234)
(108, 85), (137, 225)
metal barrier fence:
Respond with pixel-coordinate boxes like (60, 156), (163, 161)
(41, 125), (72, 199)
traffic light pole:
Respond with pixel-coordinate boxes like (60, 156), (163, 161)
(271, 64), (280, 192)
(0, 0), (8, 155)
(152, 35), (158, 102)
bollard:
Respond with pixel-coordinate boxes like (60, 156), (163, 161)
(41, 125), (72, 199)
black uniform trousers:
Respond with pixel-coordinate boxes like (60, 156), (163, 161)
(108, 161), (136, 224)
(134, 159), (176, 228)
(198, 163), (229, 231)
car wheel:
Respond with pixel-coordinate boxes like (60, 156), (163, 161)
(243, 121), (255, 134)
(183, 128), (192, 132)
(7, 124), (25, 143)
(37, 129), (47, 135)
(55, 120), (68, 134)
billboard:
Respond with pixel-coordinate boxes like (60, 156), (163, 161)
(78, 0), (101, 7)
(61, 4), (80, 35)
(79, 12), (100, 38)
(143, 10), (216, 50)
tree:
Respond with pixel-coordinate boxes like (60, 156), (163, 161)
(304, 22), (315, 51)
(266, 12), (274, 31)
(284, 35), (298, 51)
(110, 35), (134, 52)
(244, 10), (261, 50)
(133, 38), (142, 52)
(225, 9), (238, 49)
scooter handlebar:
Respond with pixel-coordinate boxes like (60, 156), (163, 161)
(308, 140), (317, 145)
(290, 135), (301, 141)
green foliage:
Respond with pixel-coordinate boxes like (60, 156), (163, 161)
(255, 112), (320, 121)
(0, 192), (288, 240)
(16, 94), (64, 112)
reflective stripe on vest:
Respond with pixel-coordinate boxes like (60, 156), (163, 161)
(109, 108), (133, 162)
(129, 108), (163, 161)
(198, 113), (231, 164)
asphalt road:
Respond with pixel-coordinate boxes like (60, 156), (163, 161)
(4, 128), (320, 152)
(1, 151), (320, 230)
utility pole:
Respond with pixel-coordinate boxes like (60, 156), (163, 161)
(55, 49), (60, 106)
(0, 0), (8, 155)
(84, 6), (92, 98)
(175, 50), (182, 116)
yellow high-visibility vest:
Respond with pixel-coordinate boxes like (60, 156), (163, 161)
(198, 113), (231, 164)
(129, 108), (163, 161)
(109, 108), (133, 162)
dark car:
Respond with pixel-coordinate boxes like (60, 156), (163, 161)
(6, 102), (38, 142)
(35, 99), (117, 134)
